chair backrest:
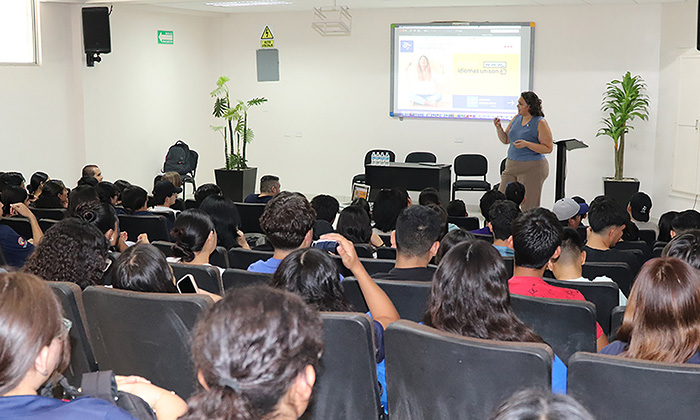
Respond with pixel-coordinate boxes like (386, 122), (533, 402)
(342, 277), (431, 322)
(511, 294), (597, 363)
(568, 352), (700, 420)
(300, 313), (381, 420)
(610, 305), (626, 339)
(502, 256), (514, 278)
(453, 154), (488, 177)
(0, 217), (32, 240)
(221, 268), (272, 291)
(353, 243), (374, 258)
(31, 207), (66, 220)
(473, 233), (494, 244)
(447, 216), (480, 231)
(82, 286), (212, 398)
(235, 202), (266, 233)
(543, 278), (618, 336)
(184, 199), (198, 209)
(38, 218), (59, 232)
(170, 263), (222, 295)
(385, 320), (552, 420)
(638, 229), (656, 247)
(227, 247), (275, 270)
(364, 149), (396, 165)
(376, 247), (396, 260)
(500, 158), (507, 174)
(48, 282), (97, 385)
(582, 261), (633, 296)
(151, 240), (174, 257)
(614, 240), (653, 262)
(118, 214), (170, 242)
(405, 151), (437, 163)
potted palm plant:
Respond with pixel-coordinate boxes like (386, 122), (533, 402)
(597, 71), (650, 205)
(210, 76), (267, 201)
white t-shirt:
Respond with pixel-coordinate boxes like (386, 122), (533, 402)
(570, 275), (628, 306)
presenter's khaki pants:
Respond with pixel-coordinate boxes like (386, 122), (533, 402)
(499, 158), (549, 211)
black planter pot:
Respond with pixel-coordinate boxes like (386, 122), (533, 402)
(215, 167), (258, 202)
(603, 177), (640, 207)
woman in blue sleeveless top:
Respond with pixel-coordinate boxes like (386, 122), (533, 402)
(494, 92), (553, 210)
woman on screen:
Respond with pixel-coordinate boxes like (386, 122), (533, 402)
(407, 55), (443, 106)
(493, 91), (553, 210)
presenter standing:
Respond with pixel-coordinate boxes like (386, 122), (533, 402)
(494, 91), (553, 210)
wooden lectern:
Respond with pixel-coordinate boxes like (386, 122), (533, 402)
(554, 138), (588, 200)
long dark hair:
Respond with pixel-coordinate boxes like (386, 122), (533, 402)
(28, 172), (48, 196)
(199, 195), (242, 250)
(33, 179), (66, 209)
(180, 286), (323, 420)
(271, 248), (352, 312)
(171, 209), (215, 263)
(424, 240), (544, 344)
(112, 243), (177, 293)
(336, 206), (372, 244)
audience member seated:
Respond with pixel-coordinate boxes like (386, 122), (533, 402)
(489, 200), (521, 257)
(199, 195), (249, 250)
(671, 209), (700, 238)
(434, 228), (474, 265)
(351, 197), (371, 218)
(96, 181), (119, 206)
(424, 240), (568, 393)
(193, 183), (221, 207)
(446, 199), (468, 217)
(505, 181), (526, 208)
(244, 174), (280, 204)
(178, 286), (322, 420)
(1, 186), (30, 216)
(169, 209), (223, 274)
(0, 172), (25, 191)
(66, 185), (100, 217)
(77, 176), (98, 187)
(657, 210), (679, 243)
(553, 197), (585, 229)
(372, 188), (409, 235)
(121, 186), (153, 216)
(547, 228), (627, 305)
(627, 192), (656, 234)
(113, 179), (132, 206)
(74, 201), (128, 252)
(247, 192), (316, 274)
(271, 233), (399, 411)
(150, 181), (181, 231)
(336, 205), (383, 248)
(0, 272), (187, 420)
(662, 230), (700, 270)
(0, 200), (42, 268)
(310, 194), (339, 240)
(161, 172), (185, 211)
(23, 218), (108, 289)
(32, 179), (68, 209)
(471, 189), (506, 235)
(82, 164), (103, 182)
(583, 196), (642, 275)
(600, 257), (700, 365)
(572, 196), (589, 220)
(509, 208), (608, 351)
(27, 171), (48, 202)
(426, 203), (452, 238)
(373, 205), (441, 281)
(418, 187), (441, 206)
(491, 388), (594, 420)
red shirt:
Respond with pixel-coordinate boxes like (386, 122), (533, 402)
(509, 276), (604, 339)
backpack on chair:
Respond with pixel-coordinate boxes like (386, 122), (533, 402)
(163, 140), (198, 176)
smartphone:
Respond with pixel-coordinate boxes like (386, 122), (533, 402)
(176, 274), (199, 294)
(312, 240), (339, 253)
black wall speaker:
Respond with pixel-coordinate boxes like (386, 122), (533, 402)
(82, 7), (111, 54)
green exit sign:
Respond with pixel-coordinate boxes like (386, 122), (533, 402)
(158, 30), (174, 45)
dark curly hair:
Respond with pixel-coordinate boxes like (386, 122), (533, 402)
(259, 192), (316, 251)
(180, 286), (323, 420)
(521, 91), (544, 117)
(424, 240), (544, 344)
(23, 218), (109, 289)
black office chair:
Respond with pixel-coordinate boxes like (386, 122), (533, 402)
(638, 229), (656, 247)
(405, 151), (437, 163)
(543, 277), (619, 336)
(569, 352), (700, 420)
(582, 262), (633, 297)
(452, 154), (491, 200)
(500, 158), (507, 174)
(342, 277), (431, 322)
(235, 202), (266, 234)
(473, 233), (494, 244)
(353, 244), (374, 258)
(300, 313), (382, 420)
(330, 254), (397, 277)
(385, 320), (552, 420)
(610, 305), (626, 340)
(30, 207), (66, 220)
(511, 294), (597, 364)
(376, 247), (396, 260)
(170, 263), (222, 295)
(83, 286), (213, 399)
(48, 282), (98, 386)
(502, 255), (514, 278)
(0, 217), (32, 239)
(614, 240), (653, 262)
(227, 247), (275, 270)
(38, 218), (59, 232)
(221, 268), (272, 291)
(447, 216), (480, 231)
(118, 214), (170, 242)
(353, 149), (397, 185)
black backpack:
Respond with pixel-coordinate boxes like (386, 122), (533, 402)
(163, 140), (198, 176)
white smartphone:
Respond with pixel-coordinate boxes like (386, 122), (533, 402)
(176, 274), (200, 294)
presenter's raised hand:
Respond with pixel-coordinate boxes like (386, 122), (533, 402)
(493, 117), (501, 128)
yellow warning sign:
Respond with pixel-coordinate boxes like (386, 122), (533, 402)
(261, 26), (274, 40)
(261, 40), (274, 48)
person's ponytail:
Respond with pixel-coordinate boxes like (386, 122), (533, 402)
(180, 386), (253, 420)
